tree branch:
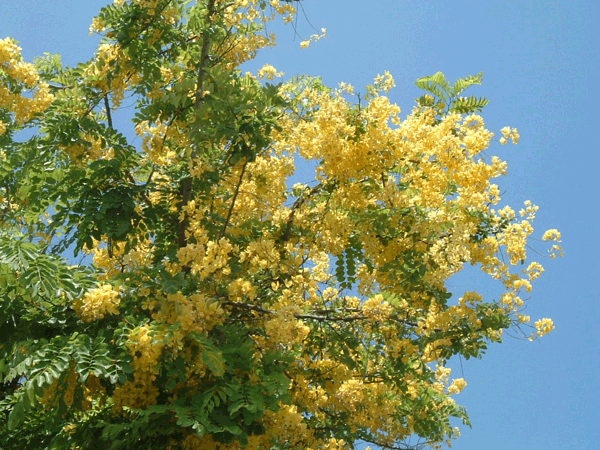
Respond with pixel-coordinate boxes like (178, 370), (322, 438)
(280, 181), (330, 243)
(103, 94), (113, 129)
(220, 160), (248, 238)
(222, 300), (425, 327)
(179, 0), (217, 249)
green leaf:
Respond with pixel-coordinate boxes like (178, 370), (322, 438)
(190, 332), (226, 377)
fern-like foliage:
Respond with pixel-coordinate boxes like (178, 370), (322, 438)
(415, 71), (490, 116)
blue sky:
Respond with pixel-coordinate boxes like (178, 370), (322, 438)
(2, 1), (599, 449)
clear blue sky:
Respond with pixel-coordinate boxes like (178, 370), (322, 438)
(2, 1), (599, 449)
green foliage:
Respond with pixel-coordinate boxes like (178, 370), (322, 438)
(33, 53), (63, 80)
(415, 71), (490, 116)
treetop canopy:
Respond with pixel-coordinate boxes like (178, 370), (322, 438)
(0, 1), (562, 449)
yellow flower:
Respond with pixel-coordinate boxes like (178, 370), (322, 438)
(534, 318), (555, 337)
(73, 284), (121, 321)
(499, 126), (519, 144)
(257, 63), (283, 80)
(447, 378), (467, 394)
(542, 229), (561, 241)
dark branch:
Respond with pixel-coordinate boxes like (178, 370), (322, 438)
(179, 0), (217, 249)
(220, 160), (248, 238)
(103, 95), (113, 129)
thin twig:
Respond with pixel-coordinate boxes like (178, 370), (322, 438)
(220, 160), (248, 238)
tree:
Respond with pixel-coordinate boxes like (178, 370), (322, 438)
(0, 1), (563, 449)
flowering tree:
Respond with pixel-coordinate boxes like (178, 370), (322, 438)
(0, 1), (562, 449)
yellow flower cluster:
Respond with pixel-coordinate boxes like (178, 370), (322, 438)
(499, 218), (534, 265)
(499, 126), (520, 145)
(0, 37), (54, 130)
(534, 318), (555, 338)
(363, 294), (394, 324)
(153, 292), (226, 339)
(241, 238), (281, 272)
(542, 229), (561, 241)
(447, 378), (467, 395)
(300, 28), (327, 49)
(542, 229), (563, 258)
(216, 0), (299, 68)
(135, 120), (186, 166)
(40, 364), (80, 408)
(72, 284), (121, 321)
(60, 132), (114, 165)
(263, 307), (311, 346)
(80, 374), (106, 410)
(177, 237), (235, 280)
(257, 63), (284, 80)
(520, 200), (539, 220)
(228, 277), (258, 301)
(85, 238), (152, 281)
(83, 42), (141, 107)
(113, 325), (164, 412)
(1, 38), (37, 87)
(371, 71), (396, 95)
